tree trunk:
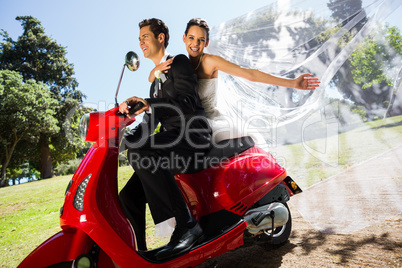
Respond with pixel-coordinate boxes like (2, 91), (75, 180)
(0, 166), (8, 187)
(0, 129), (22, 187)
(39, 135), (54, 179)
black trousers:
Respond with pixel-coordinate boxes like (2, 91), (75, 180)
(119, 129), (210, 250)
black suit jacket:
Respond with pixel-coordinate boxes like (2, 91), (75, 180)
(123, 54), (211, 148)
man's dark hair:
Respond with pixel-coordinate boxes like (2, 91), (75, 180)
(184, 18), (210, 41)
(139, 18), (170, 48)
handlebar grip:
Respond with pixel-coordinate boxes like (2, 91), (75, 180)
(128, 102), (145, 115)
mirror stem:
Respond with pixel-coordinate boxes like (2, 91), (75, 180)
(115, 64), (126, 107)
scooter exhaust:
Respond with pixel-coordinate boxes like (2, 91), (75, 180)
(244, 203), (289, 235)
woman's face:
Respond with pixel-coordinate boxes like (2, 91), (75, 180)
(183, 25), (209, 58)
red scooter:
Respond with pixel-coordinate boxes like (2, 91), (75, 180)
(18, 52), (302, 268)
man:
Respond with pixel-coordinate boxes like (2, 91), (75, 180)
(118, 18), (211, 260)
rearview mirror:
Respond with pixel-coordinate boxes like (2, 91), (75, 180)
(125, 51), (140, 71)
(115, 51), (141, 106)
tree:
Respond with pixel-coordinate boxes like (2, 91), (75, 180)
(327, 0), (364, 27)
(0, 16), (85, 179)
(0, 70), (58, 187)
(350, 25), (402, 88)
(321, 1), (402, 117)
(348, 24), (402, 114)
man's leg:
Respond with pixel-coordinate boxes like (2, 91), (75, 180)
(129, 147), (203, 260)
(119, 173), (147, 251)
(128, 148), (196, 228)
(125, 130), (208, 258)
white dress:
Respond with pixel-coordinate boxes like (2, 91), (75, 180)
(198, 78), (267, 147)
(198, 78), (245, 143)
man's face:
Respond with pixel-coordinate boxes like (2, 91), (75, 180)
(139, 25), (162, 60)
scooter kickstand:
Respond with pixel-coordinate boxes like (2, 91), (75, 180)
(269, 210), (275, 238)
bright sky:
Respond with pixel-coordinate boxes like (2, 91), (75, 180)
(2, 0), (401, 113)
(0, 0), (276, 110)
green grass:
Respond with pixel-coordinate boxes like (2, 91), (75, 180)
(0, 175), (70, 267)
(1, 115), (402, 267)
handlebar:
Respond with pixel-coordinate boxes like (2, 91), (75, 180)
(128, 102), (145, 115)
(116, 101), (145, 118)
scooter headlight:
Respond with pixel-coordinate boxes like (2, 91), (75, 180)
(73, 174), (91, 211)
(78, 113), (90, 141)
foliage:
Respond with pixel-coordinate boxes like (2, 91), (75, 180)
(320, 2), (402, 115)
(54, 158), (82, 176)
(7, 162), (40, 186)
(0, 16), (79, 94)
(119, 151), (129, 167)
(0, 70), (59, 186)
(0, 16), (87, 180)
(350, 25), (402, 89)
(327, 0), (363, 22)
(351, 104), (367, 122)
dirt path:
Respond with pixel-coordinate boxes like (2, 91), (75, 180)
(197, 205), (401, 267)
(197, 146), (402, 267)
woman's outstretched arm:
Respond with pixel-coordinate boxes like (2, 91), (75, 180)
(205, 54), (320, 90)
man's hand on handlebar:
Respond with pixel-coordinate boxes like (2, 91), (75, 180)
(119, 96), (150, 118)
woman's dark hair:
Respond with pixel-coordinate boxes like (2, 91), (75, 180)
(185, 18), (210, 41)
(139, 18), (170, 48)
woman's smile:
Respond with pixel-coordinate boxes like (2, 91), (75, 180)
(183, 25), (209, 58)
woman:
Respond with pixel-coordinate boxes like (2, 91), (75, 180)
(150, 18), (321, 239)
(149, 18), (320, 144)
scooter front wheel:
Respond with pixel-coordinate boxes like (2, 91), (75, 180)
(45, 261), (74, 268)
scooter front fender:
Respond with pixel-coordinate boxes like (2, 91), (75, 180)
(18, 228), (93, 268)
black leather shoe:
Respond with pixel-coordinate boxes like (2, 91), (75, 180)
(155, 223), (203, 260)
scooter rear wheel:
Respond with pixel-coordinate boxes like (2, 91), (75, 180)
(262, 203), (292, 245)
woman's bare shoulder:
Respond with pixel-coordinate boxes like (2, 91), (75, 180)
(202, 53), (226, 69)
(203, 53), (222, 62)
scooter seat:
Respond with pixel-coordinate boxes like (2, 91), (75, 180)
(185, 136), (255, 174)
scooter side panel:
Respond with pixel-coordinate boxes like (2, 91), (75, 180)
(60, 144), (138, 265)
(175, 167), (220, 220)
(176, 146), (286, 217)
(18, 229), (91, 268)
(95, 146), (136, 247)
